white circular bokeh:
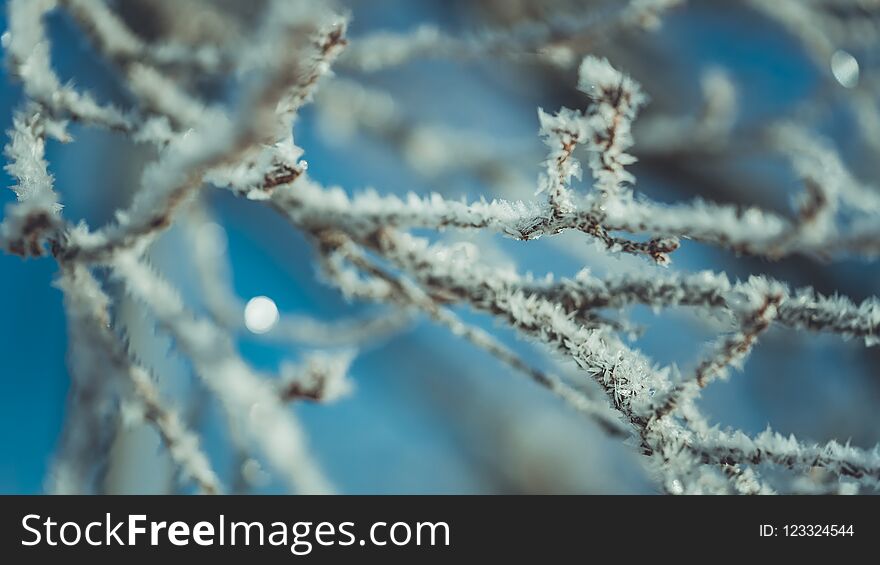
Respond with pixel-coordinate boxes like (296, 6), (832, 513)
(244, 295), (279, 334)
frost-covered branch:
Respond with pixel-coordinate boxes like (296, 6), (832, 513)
(314, 229), (630, 437)
(0, 106), (65, 257)
(109, 251), (334, 494)
(523, 270), (880, 345)
(4, 0), (132, 130)
(651, 282), (783, 419)
(59, 0), (224, 73)
(338, 0), (683, 72)
(263, 153), (880, 265)
(692, 427), (880, 488)
(298, 224), (880, 486)
(4, 0), (880, 495)
(278, 351), (355, 404)
(54, 264), (221, 494)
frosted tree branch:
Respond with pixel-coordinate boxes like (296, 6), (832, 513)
(4, 0), (132, 130)
(314, 229), (630, 437)
(109, 251), (334, 494)
(4, 0), (880, 495)
(278, 351), (356, 404)
(55, 264), (221, 494)
(338, 0), (684, 72)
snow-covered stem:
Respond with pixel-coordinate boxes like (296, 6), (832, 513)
(692, 427), (880, 488)
(124, 363), (222, 495)
(651, 285), (784, 419)
(4, 0), (132, 130)
(721, 464), (776, 496)
(523, 270), (880, 345)
(62, 3), (348, 263)
(306, 225), (880, 486)
(4, 0), (880, 495)
(263, 169), (880, 261)
(338, 0), (683, 72)
(55, 263), (221, 494)
(278, 184), (880, 343)
(0, 106), (66, 257)
(4, 106), (62, 209)
(538, 107), (584, 215)
(278, 351), (356, 404)
(577, 56), (647, 202)
(315, 229), (630, 437)
(348, 229), (667, 411)
(109, 251), (334, 494)
(58, 0), (215, 131)
(47, 265), (121, 494)
(58, 0), (224, 73)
